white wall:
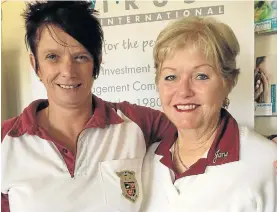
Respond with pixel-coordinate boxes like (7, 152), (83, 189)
(254, 33), (277, 135)
(1, 2), (31, 122)
(29, 1), (255, 128)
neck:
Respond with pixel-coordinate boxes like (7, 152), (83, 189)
(177, 114), (220, 155)
(47, 96), (93, 134)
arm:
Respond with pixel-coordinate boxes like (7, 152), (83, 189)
(1, 117), (17, 212)
(1, 193), (10, 212)
(146, 108), (176, 146)
(262, 170), (277, 212)
(114, 101), (176, 147)
(265, 135), (277, 173)
(256, 139), (277, 212)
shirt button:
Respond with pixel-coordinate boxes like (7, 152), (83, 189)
(62, 148), (68, 154)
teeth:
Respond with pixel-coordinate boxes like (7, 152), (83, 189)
(176, 104), (197, 110)
(59, 84), (79, 89)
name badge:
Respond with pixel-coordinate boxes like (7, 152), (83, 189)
(213, 149), (228, 163)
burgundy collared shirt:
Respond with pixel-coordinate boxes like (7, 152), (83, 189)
(156, 109), (239, 179)
(1, 95), (175, 212)
(141, 110), (277, 212)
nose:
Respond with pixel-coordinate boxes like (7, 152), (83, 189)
(60, 57), (77, 78)
(177, 77), (194, 97)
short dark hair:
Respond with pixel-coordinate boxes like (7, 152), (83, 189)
(22, 1), (103, 79)
(268, 134), (277, 140)
(256, 56), (265, 68)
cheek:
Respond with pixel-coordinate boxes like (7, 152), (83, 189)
(203, 87), (226, 106)
(84, 72), (94, 88)
(82, 64), (94, 78)
(158, 84), (177, 106)
(88, 63), (94, 72)
(38, 62), (56, 77)
(87, 79), (93, 87)
(207, 95), (224, 107)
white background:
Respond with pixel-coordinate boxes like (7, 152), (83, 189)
(31, 1), (255, 128)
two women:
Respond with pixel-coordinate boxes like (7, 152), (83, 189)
(2, 1), (276, 212)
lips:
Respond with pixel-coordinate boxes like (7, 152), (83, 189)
(174, 104), (200, 112)
(57, 84), (81, 89)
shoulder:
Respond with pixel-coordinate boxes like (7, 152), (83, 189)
(1, 116), (20, 142)
(1, 99), (46, 142)
(239, 126), (277, 161)
(106, 100), (171, 128)
(96, 97), (176, 144)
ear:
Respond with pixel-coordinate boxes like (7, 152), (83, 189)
(30, 53), (36, 71)
(30, 54), (41, 79)
(222, 78), (231, 96)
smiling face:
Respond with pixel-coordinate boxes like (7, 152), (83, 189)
(30, 25), (95, 108)
(157, 47), (229, 131)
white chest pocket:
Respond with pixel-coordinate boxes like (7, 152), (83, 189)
(100, 158), (143, 212)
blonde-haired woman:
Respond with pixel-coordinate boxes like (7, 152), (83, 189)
(142, 16), (277, 212)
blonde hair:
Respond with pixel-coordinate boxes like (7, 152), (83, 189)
(153, 16), (240, 90)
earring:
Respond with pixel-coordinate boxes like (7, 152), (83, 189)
(223, 97), (230, 109)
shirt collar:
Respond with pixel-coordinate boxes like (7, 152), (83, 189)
(155, 109), (240, 179)
(8, 95), (124, 138)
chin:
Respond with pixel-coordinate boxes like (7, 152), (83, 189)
(59, 98), (86, 106)
(173, 120), (199, 130)
(175, 123), (198, 130)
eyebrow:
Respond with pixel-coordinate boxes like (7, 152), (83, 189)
(41, 49), (62, 54)
(41, 49), (91, 57)
(72, 51), (91, 56)
(194, 64), (214, 69)
(161, 64), (213, 71)
(161, 67), (177, 71)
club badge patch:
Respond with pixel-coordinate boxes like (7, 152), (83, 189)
(117, 170), (139, 202)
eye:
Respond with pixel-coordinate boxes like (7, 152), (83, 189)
(196, 74), (209, 80)
(75, 55), (89, 62)
(164, 75), (177, 81)
(46, 54), (57, 60)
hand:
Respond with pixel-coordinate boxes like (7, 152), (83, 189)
(254, 78), (263, 101)
(260, 71), (270, 102)
(254, 68), (264, 101)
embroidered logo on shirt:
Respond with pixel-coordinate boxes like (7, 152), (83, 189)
(213, 149), (229, 163)
(117, 170), (139, 202)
